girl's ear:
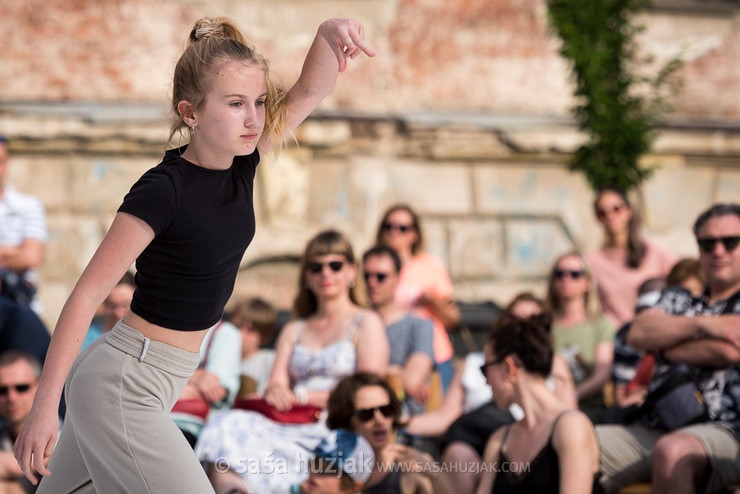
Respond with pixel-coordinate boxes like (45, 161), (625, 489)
(177, 100), (196, 127)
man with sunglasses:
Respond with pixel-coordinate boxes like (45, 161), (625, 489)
(0, 351), (43, 493)
(597, 203), (740, 494)
(362, 246), (434, 416)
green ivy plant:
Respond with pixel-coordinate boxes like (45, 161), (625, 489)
(548, 0), (682, 193)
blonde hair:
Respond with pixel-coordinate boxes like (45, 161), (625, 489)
(168, 17), (291, 152)
(293, 230), (368, 318)
(545, 251), (603, 320)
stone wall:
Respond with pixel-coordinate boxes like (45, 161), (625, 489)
(0, 0), (739, 329)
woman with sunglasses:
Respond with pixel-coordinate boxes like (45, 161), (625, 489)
(375, 204), (460, 391)
(588, 187), (676, 328)
(196, 229), (388, 493)
(476, 314), (601, 494)
(403, 293), (576, 494)
(327, 372), (454, 494)
(547, 252), (615, 417)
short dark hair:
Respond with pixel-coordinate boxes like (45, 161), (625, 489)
(0, 351), (41, 379)
(693, 204), (740, 236)
(362, 245), (402, 274)
(327, 372), (404, 432)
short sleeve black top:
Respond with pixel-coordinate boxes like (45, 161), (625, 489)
(117, 146), (258, 331)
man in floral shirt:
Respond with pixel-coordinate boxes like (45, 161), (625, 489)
(597, 203), (740, 494)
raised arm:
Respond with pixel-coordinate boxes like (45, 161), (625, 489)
(13, 212), (153, 484)
(258, 18), (375, 155)
(404, 363), (465, 437)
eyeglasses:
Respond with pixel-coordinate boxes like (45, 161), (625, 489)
(0, 384), (32, 396)
(479, 357), (505, 376)
(353, 404), (394, 422)
(553, 269), (586, 280)
(382, 222), (414, 234)
(363, 272), (389, 283)
(596, 203), (626, 219)
(697, 236), (740, 254)
(307, 261), (345, 274)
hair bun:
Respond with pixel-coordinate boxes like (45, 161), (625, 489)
(194, 22), (224, 41)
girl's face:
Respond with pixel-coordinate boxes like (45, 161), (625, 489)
(595, 191), (632, 236)
(482, 343), (513, 409)
(191, 61), (266, 163)
(305, 254), (355, 300)
(553, 255), (589, 301)
(350, 385), (393, 451)
(380, 209), (418, 254)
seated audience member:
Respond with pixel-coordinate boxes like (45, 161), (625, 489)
(666, 257), (706, 298)
(81, 271), (135, 350)
(587, 187), (677, 328)
(404, 293), (576, 494)
(327, 372), (453, 494)
(196, 229), (389, 494)
(0, 351), (44, 493)
(476, 313), (601, 494)
(171, 316), (242, 448)
(0, 135), (48, 315)
(375, 204), (460, 391)
(290, 429), (375, 494)
(597, 203), (740, 494)
(547, 251), (616, 417)
(0, 279), (50, 367)
(229, 296), (278, 397)
(362, 245), (434, 415)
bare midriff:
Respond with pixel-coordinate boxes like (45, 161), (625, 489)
(123, 311), (210, 354)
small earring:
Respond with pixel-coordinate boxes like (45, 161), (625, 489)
(190, 123), (196, 136)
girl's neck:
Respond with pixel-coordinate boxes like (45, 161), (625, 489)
(181, 141), (233, 170)
(312, 295), (355, 322)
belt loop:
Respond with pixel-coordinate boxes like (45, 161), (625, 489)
(139, 337), (151, 361)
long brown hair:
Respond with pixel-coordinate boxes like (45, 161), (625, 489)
(168, 17), (291, 152)
(375, 204), (424, 255)
(292, 229), (367, 318)
(595, 187), (645, 268)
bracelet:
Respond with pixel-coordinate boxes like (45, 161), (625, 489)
(293, 385), (308, 404)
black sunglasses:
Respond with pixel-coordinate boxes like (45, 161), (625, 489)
(307, 261), (345, 274)
(697, 236), (740, 254)
(353, 404), (394, 422)
(479, 357), (505, 376)
(363, 272), (389, 283)
(382, 222), (413, 234)
(0, 384), (32, 396)
(554, 269), (585, 280)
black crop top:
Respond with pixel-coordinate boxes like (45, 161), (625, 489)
(117, 146), (258, 331)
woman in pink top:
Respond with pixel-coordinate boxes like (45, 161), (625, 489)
(375, 204), (460, 391)
(587, 188), (677, 328)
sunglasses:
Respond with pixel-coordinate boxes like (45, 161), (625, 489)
(0, 384), (32, 396)
(363, 272), (389, 283)
(553, 269), (585, 280)
(382, 222), (414, 234)
(353, 404), (394, 422)
(479, 356), (506, 376)
(596, 203), (626, 219)
(307, 261), (345, 274)
(697, 236), (740, 254)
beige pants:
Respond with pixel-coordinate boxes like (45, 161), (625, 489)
(37, 321), (213, 493)
(597, 422), (740, 494)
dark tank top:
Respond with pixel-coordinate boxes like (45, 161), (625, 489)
(363, 468), (402, 494)
(492, 412), (603, 494)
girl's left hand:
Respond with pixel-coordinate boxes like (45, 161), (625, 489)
(318, 18), (376, 72)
